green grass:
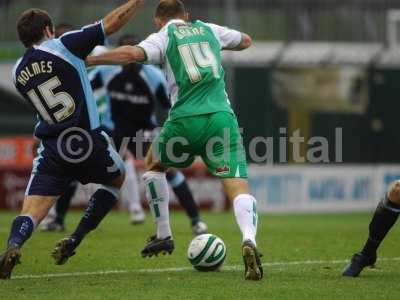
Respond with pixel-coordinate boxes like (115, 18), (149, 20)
(0, 48), (22, 61)
(0, 211), (399, 299)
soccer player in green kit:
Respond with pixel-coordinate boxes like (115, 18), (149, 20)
(87, 0), (262, 280)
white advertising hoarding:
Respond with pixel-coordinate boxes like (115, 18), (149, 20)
(73, 165), (400, 213)
(249, 165), (400, 213)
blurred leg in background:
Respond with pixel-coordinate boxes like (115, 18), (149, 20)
(122, 157), (145, 224)
(40, 181), (78, 232)
(343, 180), (400, 277)
(166, 169), (208, 235)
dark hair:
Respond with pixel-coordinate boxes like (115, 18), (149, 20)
(17, 9), (53, 48)
(55, 23), (74, 38)
(155, 0), (186, 20)
(118, 34), (140, 46)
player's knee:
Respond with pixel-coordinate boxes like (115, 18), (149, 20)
(143, 146), (165, 172)
(142, 171), (151, 183)
(20, 207), (47, 226)
(142, 171), (165, 182)
(222, 178), (250, 202)
(144, 156), (167, 172)
(100, 185), (120, 201)
(21, 195), (55, 224)
(388, 180), (400, 204)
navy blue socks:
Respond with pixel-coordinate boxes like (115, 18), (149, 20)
(7, 215), (35, 249)
(361, 197), (400, 256)
(70, 188), (118, 244)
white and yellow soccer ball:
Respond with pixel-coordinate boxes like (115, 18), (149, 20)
(187, 234), (226, 272)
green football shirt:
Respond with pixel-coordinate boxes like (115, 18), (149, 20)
(138, 19), (242, 120)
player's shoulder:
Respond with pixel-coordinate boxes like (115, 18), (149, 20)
(35, 38), (86, 67)
(148, 25), (169, 41)
(12, 47), (49, 84)
(98, 65), (122, 78)
(141, 64), (166, 84)
(140, 64), (168, 94)
(89, 65), (123, 85)
(12, 57), (24, 84)
(13, 57), (23, 69)
(59, 22), (105, 41)
(139, 28), (169, 57)
(39, 38), (64, 50)
(200, 21), (227, 34)
(194, 21), (228, 39)
(196, 20), (218, 29)
(36, 38), (71, 59)
(194, 19), (209, 26)
(141, 64), (163, 77)
(89, 64), (119, 75)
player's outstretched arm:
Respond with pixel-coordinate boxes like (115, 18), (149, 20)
(102, 0), (145, 36)
(225, 33), (253, 51)
(86, 46), (145, 66)
(208, 23), (252, 52)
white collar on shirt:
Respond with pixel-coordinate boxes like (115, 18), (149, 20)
(162, 19), (187, 30)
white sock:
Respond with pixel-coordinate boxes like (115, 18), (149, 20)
(233, 194), (258, 246)
(121, 159), (142, 213)
(143, 171), (171, 239)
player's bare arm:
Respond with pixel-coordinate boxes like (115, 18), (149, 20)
(224, 33), (252, 51)
(102, 0), (145, 36)
(86, 45), (146, 66)
(85, 32), (251, 66)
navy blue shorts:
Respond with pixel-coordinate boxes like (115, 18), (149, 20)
(26, 129), (125, 196)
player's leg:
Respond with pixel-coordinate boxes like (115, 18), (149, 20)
(41, 181), (78, 232)
(141, 144), (174, 257)
(141, 121), (195, 257)
(122, 157), (145, 224)
(114, 133), (145, 224)
(71, 175), (125, 244)
(1, 138), (73, 279)
(222, 179), (262, 281)
(166, 169), (208, 235)
(200, 112), (263, 280)
(343, 180), (400, 277)
(222, 178), (257, 245)
(52, 175), (125, 265)
(52, 131), (126, 265)
(54, 181), (78, 226)
(0, 195), (57, 279)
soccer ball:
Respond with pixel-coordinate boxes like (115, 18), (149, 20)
(187, 234), (226, 272)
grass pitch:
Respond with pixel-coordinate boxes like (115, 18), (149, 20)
(0, 211), (399, 300)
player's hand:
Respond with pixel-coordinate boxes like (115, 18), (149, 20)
(104, 0), (146, 36)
